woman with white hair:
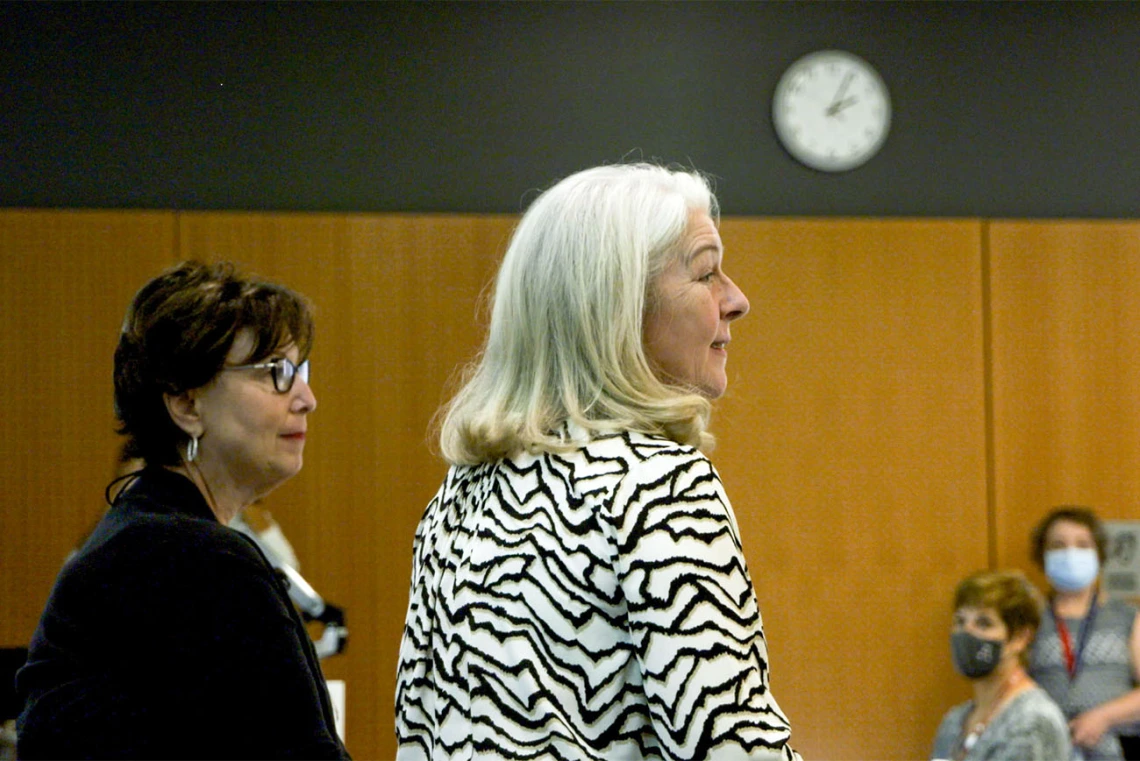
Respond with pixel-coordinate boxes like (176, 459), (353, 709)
(395, 163), (798, 760)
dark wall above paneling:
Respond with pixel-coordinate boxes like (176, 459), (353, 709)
(3, 2), (1139, 217)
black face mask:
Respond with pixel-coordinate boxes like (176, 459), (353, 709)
(951, 630), (1003, 678)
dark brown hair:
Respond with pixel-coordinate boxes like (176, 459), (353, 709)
(113, 261), (314, 466)
(1030, 505), (1108, 567)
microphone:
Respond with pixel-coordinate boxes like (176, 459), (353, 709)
(231, 514), (349, 659)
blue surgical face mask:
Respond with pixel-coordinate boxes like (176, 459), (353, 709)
(1044, 547), (1100, 592)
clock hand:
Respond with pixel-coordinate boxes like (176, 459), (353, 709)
(829, 96), (859, 115)
(826, 72), (854, 116)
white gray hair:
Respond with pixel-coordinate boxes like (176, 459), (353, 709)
(439, 163), (719, 465)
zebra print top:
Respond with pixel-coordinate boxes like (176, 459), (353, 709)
(396, 429), (798, 760)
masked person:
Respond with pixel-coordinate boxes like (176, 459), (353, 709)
(1029, 506), (1140, 760)
(931, 570), (1070, 761)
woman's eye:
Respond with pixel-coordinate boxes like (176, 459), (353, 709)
(699, 270), (715, 283)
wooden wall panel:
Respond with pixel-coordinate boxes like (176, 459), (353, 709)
(990, 222), (1140, 590)
(14, 212), (1100, 761)
(176, 212), (513, 761)
(0, 211), (175, 646)
(715, 219), (989, 760)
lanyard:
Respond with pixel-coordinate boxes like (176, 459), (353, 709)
(1053, 598), (1098, 680)
(953, 670), (1026, 761)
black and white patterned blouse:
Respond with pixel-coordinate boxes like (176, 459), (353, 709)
(396, 430), (798, 760)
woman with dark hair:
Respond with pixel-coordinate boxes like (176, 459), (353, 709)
(1028, 506), (1140, 760)
(16, 261), (349, 759)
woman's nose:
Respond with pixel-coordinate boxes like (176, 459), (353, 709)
(723, 276), (750, 321)
(292, 378), (317, 413)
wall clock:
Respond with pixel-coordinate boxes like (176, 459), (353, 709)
(772, 50), (891, 172)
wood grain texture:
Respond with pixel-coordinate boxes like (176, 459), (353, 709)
(10, 212), (1137, 760)
(0, 210), (175, 644)
(715, 218), (988, 759)
(990, 221), (1140, 592)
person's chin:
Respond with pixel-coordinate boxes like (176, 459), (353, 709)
(285, 454), (304, 476)
(271, 454), (305, 482)
(699, 372), (728, 399)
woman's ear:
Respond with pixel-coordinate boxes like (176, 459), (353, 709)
(1008, 625), (1034, 658)
(163, 391), (203, 439)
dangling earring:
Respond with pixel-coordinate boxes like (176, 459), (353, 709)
(187, 435), (199, 463)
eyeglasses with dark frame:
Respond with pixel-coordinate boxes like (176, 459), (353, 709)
(224, 357), (310, 393)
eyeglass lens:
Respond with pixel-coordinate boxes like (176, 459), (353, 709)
(272, 358), (310, 393)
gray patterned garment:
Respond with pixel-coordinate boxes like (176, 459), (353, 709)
(1029, 599), (1140, 761)
(930, 687), (1071, 761)
(395, 430), (798, 760)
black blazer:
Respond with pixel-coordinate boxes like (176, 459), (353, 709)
(16, 467), (351, 760)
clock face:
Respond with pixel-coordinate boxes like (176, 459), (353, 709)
(772, 50), (891, 172)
